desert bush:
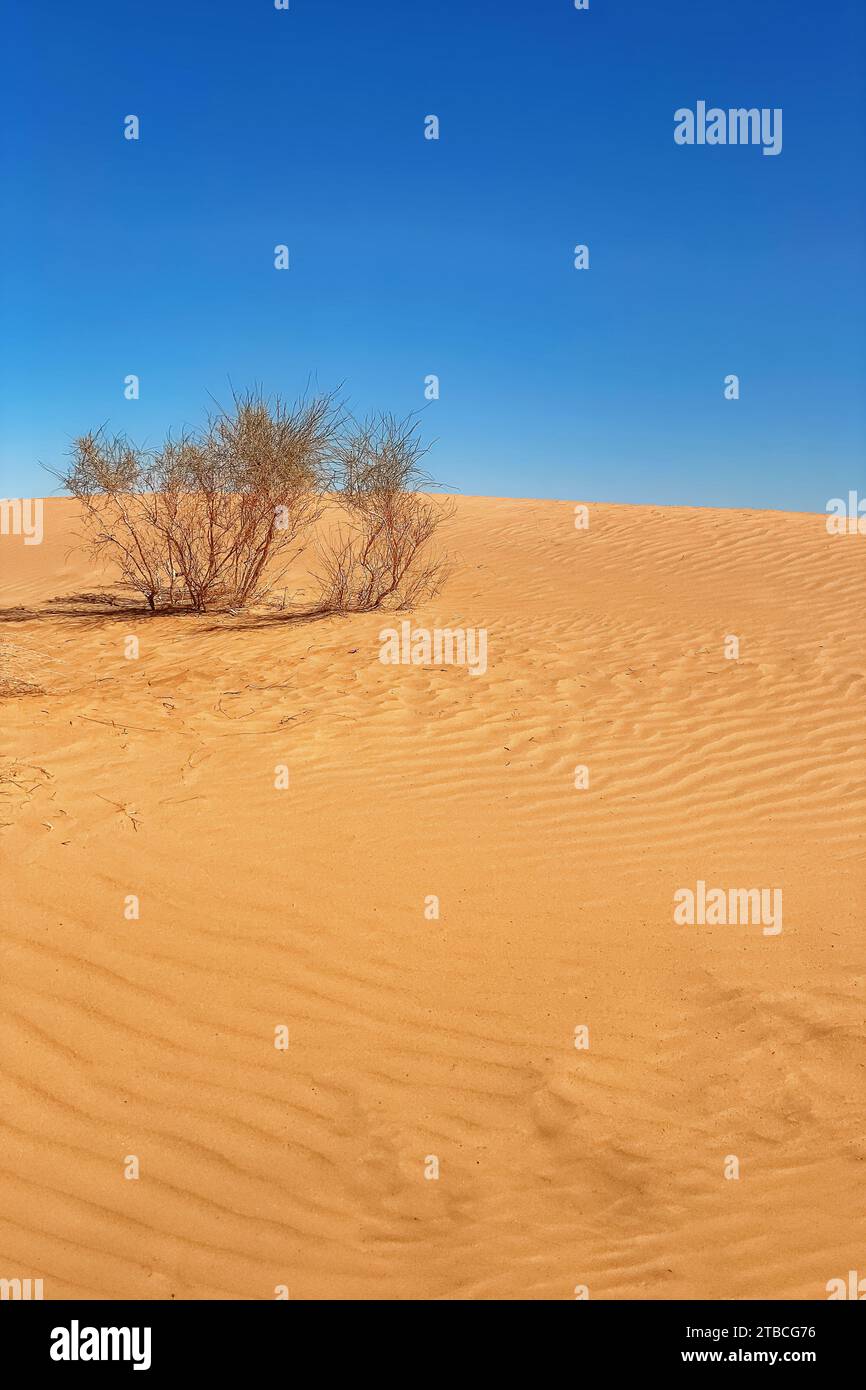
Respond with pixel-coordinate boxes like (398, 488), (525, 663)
(316, 414), (452, 612)
(58, 389), (342, 612)
(60, 431), (171, 610)
(200, 389), (339, 607)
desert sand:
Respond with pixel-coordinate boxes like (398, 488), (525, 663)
(1, 496), (863, 1300)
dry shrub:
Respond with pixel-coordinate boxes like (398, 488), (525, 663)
(59, 431), (171, 610)
(58, 390), (341, 612)
(316, 414), (452, 612)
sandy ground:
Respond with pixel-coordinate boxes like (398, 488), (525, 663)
(0, 496), (863, 1300)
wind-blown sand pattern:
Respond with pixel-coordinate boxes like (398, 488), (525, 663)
(1, 496), (863, 1300)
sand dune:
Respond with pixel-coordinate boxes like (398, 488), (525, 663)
(0, 496), (863, 1300)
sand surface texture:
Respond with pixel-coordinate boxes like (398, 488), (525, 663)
(1, 497), (863, 1299)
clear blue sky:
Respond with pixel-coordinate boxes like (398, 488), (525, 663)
(2, 0), (864, 510)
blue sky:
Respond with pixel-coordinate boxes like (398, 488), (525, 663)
(2, 0), (864, 510)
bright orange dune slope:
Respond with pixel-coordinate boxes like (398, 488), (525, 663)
(0, 496), (863, 1300)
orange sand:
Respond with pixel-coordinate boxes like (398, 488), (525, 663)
(1, 496), (863, 1300)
